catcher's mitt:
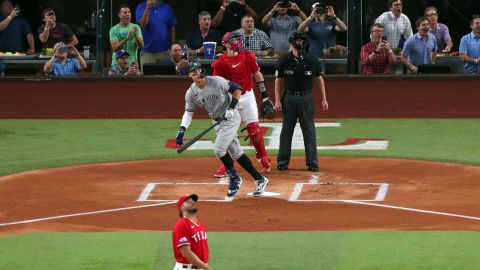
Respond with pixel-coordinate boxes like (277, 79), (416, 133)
(260, 98), (276, 120)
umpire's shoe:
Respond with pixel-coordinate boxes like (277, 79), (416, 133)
(227, 176), (242, 197)
(253, 176), (269, 197)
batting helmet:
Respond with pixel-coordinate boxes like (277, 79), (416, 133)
(187, 61), (205, 77)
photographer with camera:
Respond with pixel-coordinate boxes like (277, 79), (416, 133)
(212, 0), (257, 36)
(361, 23), (397, 75)
(262, 1), (307, 56)
(43, 42), (87, 76)
(0, 0), (35, 55)
(38, 8), (78, 48)
(165, 43), (189, 75)
(298, 2), (347, 59)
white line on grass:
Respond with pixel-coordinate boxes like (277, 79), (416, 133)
(341, 200), (480, 221)
(0, 201), (176, 227)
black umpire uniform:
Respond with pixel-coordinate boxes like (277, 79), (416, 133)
(275, 32), (328, 172)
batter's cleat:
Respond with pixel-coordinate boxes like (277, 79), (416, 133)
(253, 176), (269, 197)
(227, 176), (242, 197)
(213, 164), (227, 178)
(258, 157), (271, 173)
(307, 164), (319, 172)
(277, 164), (288, 171)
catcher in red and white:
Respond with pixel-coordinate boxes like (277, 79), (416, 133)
(210, 31), (274, 177)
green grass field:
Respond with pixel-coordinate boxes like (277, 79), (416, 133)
(0, 232), (479, 270)
(1, 119), (479, 270)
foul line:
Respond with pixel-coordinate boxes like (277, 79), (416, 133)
(341, 200), (480, 221)
(0, 201), (175, 227)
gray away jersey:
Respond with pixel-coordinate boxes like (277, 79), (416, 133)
(185, 76), (232, 119)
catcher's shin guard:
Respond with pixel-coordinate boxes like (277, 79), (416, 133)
(246, 122), (267, 159)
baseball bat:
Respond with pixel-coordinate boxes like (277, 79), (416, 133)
(177, 119), (224, 154)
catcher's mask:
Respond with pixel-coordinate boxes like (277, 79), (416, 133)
(187, 61), (205, 78)
(288, 31), (308, 55)
(222, 32), (243, 52)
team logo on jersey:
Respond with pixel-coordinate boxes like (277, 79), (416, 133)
(232, 63), (241, 68)
(285, 70), (294, 75)
(305, 71), (312, 75)
(179, 237), (188, 244)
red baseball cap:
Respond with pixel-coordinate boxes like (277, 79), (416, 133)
(177, 194), (198, 210)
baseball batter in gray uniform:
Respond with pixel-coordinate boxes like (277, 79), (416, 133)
(175, 61), (269, 198)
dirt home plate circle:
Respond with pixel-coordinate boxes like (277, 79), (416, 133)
(0, 157), (479, 235)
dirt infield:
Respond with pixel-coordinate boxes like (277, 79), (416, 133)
(0, 157), (479, 235)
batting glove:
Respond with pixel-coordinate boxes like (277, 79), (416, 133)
(224, 108), (235, 120)
(176, 126), (186, 145)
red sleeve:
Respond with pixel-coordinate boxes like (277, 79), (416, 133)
(245, 51), (260, 74)
(211, 58), (224, 77)
(173, 221), (191, 248)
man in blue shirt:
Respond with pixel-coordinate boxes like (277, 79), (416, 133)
(136, 0), (177, 69)
(0, 0), (35, 54)
(459, 15), (480, 74)
(298, 3), (347, 59)
(185, 11), (222, 56)
(43, 42), (87, 76)
(400, 17), (437, 74)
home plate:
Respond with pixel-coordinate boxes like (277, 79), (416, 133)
(246, 192), (281, 197)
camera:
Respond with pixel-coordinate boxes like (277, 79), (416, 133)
(278, 0), (291, 8)
(227, 0), (239, 3)
(381, 36), (388, 42)
(314, 3), (327, 14)
(47, 11), (55, 17)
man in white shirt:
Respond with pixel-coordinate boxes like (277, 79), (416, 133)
(375, 0), (413, 49)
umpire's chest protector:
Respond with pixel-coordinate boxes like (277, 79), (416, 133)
(284, 56), (316, 90)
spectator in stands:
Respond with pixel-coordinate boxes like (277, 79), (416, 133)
(298, 2), (347, 58)
(400, 17), (437, 74)
(0, 0), (35, 54)
(43, 42), (87, 76)
(375, 0), (412, 49)
(425, 6), (452, 53)
(185, 11), (222, 56)
(38, 8), (78, 48)
(0, 60), (4, 75)
(136, 0), (177, 68)
(212, 0), (257, 36)
(108, 50), (139, 76)
(233, 15), (273, 57)
(109, 4), (144, 67)
(163, 43), (189, 75)
(459, 15), (480, 74)
(262, 1), (307, 56)
(361, 23), (397, 75)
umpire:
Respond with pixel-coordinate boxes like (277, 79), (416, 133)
(274, 31), (328, 172)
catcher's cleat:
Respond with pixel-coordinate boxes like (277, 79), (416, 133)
(213, 164), (227, 178)
(253, 176), (269, 197)
(258, 157), (271, 173)
(227, 176), (242, 197)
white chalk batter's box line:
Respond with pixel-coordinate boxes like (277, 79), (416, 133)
(138, 182), (390, 203)
(289, 182), (390, 202)
(137, 183), (230, 202)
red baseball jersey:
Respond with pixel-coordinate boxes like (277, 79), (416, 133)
(211, 50), (260, 94)
(172, 217), (209, 264)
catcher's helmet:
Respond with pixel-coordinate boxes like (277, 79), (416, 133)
(222, 32), (243, 51)
(288, 31), (308, 44)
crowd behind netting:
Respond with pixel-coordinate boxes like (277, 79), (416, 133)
(0, 0), (479, 76)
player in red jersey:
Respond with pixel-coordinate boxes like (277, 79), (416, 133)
(172, 194), (212, 270)
(211, 31), (272, 177)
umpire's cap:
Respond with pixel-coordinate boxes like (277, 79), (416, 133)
(288, 31), (308, 44)
(187, 61), (203, 73)
(177, 194), (198, 210)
